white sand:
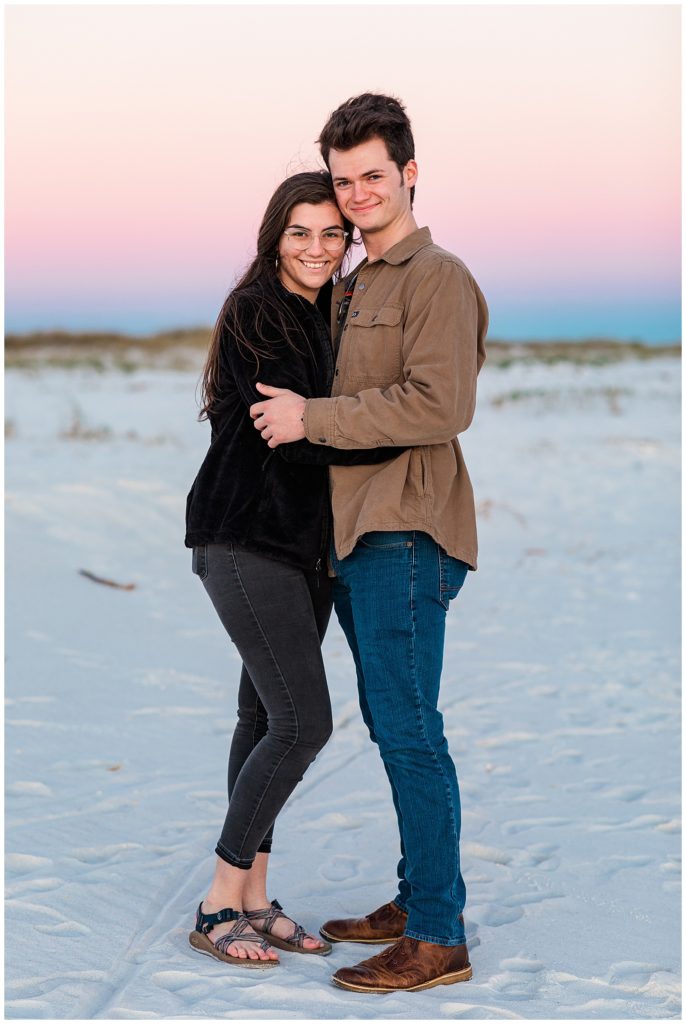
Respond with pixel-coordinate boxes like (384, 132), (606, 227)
(5, 352), (681, 1019)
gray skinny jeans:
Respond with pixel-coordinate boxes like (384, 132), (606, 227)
(192, 542), (333, 869)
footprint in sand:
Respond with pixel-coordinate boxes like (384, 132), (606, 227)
(151, 970), (201, 993)
(607, 961), (664, 986)
(320, 854), (361, 883)
(6, 853), (53, 875)
(481, 958), (548, 1003)
(8, 899), (90, 940)
(601, 784), (648, 802)
(523, 843), (560, 871)
(6, 877), (63, 896)
(596, 854), (654, 879)
(589, 814), (670, 832)
(70, 843), (143, 865)
(489, 967), (543, 1001)
(151, 968), (254, 1005)
(501, 957), (546, 973)
(36, 920), (91, 936)
(6, 781), (52, 797)
(462, 841), (513, 866)
(471, 905), (524, 927)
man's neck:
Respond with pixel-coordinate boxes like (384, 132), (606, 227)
(361, 210), (419, 263)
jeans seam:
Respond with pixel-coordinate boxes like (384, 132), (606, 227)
(250, 692), (260, 751)
(409, 538), (460, 910)
(228, 546), (300, 860)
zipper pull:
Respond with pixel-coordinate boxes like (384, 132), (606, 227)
(315, 557), (322, 586)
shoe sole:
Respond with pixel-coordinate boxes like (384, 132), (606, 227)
(252, 929), (332, 956)
(319, 928), (399, 945)
(331, 964), (472, 993)
(188, 930), (279, 968)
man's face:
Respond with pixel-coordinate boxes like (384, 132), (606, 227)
(328, 137), (417, 236)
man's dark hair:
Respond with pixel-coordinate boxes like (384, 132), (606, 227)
(318, 93), (416, 205)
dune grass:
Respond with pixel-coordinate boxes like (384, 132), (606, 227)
(4, 329), (680, 371)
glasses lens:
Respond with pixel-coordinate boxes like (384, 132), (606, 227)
(321, 230), (346, 251)
(284, 229), (311, 250)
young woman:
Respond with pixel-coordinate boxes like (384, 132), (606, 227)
(184, 172), (399, 968)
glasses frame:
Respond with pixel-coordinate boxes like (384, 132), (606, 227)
(281, 227), (350, 252)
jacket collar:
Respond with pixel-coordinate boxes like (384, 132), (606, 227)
(377, 226), (433, 265)
(343, 227), (433, 287)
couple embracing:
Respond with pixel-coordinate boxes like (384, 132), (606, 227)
(184, 92), (488, 994)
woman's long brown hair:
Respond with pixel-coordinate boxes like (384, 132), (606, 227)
(199, 171), (354, 421)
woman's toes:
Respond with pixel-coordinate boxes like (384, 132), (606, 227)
(303, 935), (322, 948)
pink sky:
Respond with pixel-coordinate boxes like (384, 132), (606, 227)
(5, 5), (681, 340)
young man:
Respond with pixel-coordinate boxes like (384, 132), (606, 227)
(250, 93), (488, 993)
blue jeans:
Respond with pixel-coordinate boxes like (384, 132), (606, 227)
(331, 530), (469, 946)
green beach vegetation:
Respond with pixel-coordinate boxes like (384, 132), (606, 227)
(4, 329), (680, 373)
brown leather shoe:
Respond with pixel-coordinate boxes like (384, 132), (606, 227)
(331, 935), (472, 993)
(320, 901), (408, 944)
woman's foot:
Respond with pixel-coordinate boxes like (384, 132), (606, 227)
(201, 900), (279, 962)
(244, 899), (330, 952)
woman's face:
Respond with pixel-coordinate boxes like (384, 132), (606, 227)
(277, 201), (346, 302)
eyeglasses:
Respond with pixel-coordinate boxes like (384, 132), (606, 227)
(282, 227), (349, 252)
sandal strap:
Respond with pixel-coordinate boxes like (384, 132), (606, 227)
(243, 899), (285, 933)
(288, 923), (308, 948)
(244, 899), (309, 946)
(213, 915), (273, 955)
(195, 901), (241, 935)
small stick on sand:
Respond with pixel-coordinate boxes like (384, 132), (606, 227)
(78, 569), (137, 591)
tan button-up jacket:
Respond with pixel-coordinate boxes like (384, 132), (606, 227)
(303, 227), (488, 569)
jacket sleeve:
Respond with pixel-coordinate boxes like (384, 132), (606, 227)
(221, 299), (404, 466)
(302, 260), (488, 449)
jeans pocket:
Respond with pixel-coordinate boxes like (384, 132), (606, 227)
(438, 549), (469, 610)
(191, 544), (209, 581)
(358, 530), (414, 551)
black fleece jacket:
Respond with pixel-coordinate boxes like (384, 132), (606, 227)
(184, 277), (400, 571)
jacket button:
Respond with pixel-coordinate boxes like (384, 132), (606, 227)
(358, 283), (366, 290)
(351, 311), (359, 317)
(318, 437), (327, 443)
(335, 369), (339, 376)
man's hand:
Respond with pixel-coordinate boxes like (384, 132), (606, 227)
(250, 383), (307, 447)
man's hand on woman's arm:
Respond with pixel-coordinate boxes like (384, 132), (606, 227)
(250, 383), (306, 446)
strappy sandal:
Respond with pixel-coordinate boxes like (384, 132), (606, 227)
(243, 899), (332, 956)
(188, 902), (279, 968)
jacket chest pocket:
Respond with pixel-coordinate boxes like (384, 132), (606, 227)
(345, 305), (403, 386)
